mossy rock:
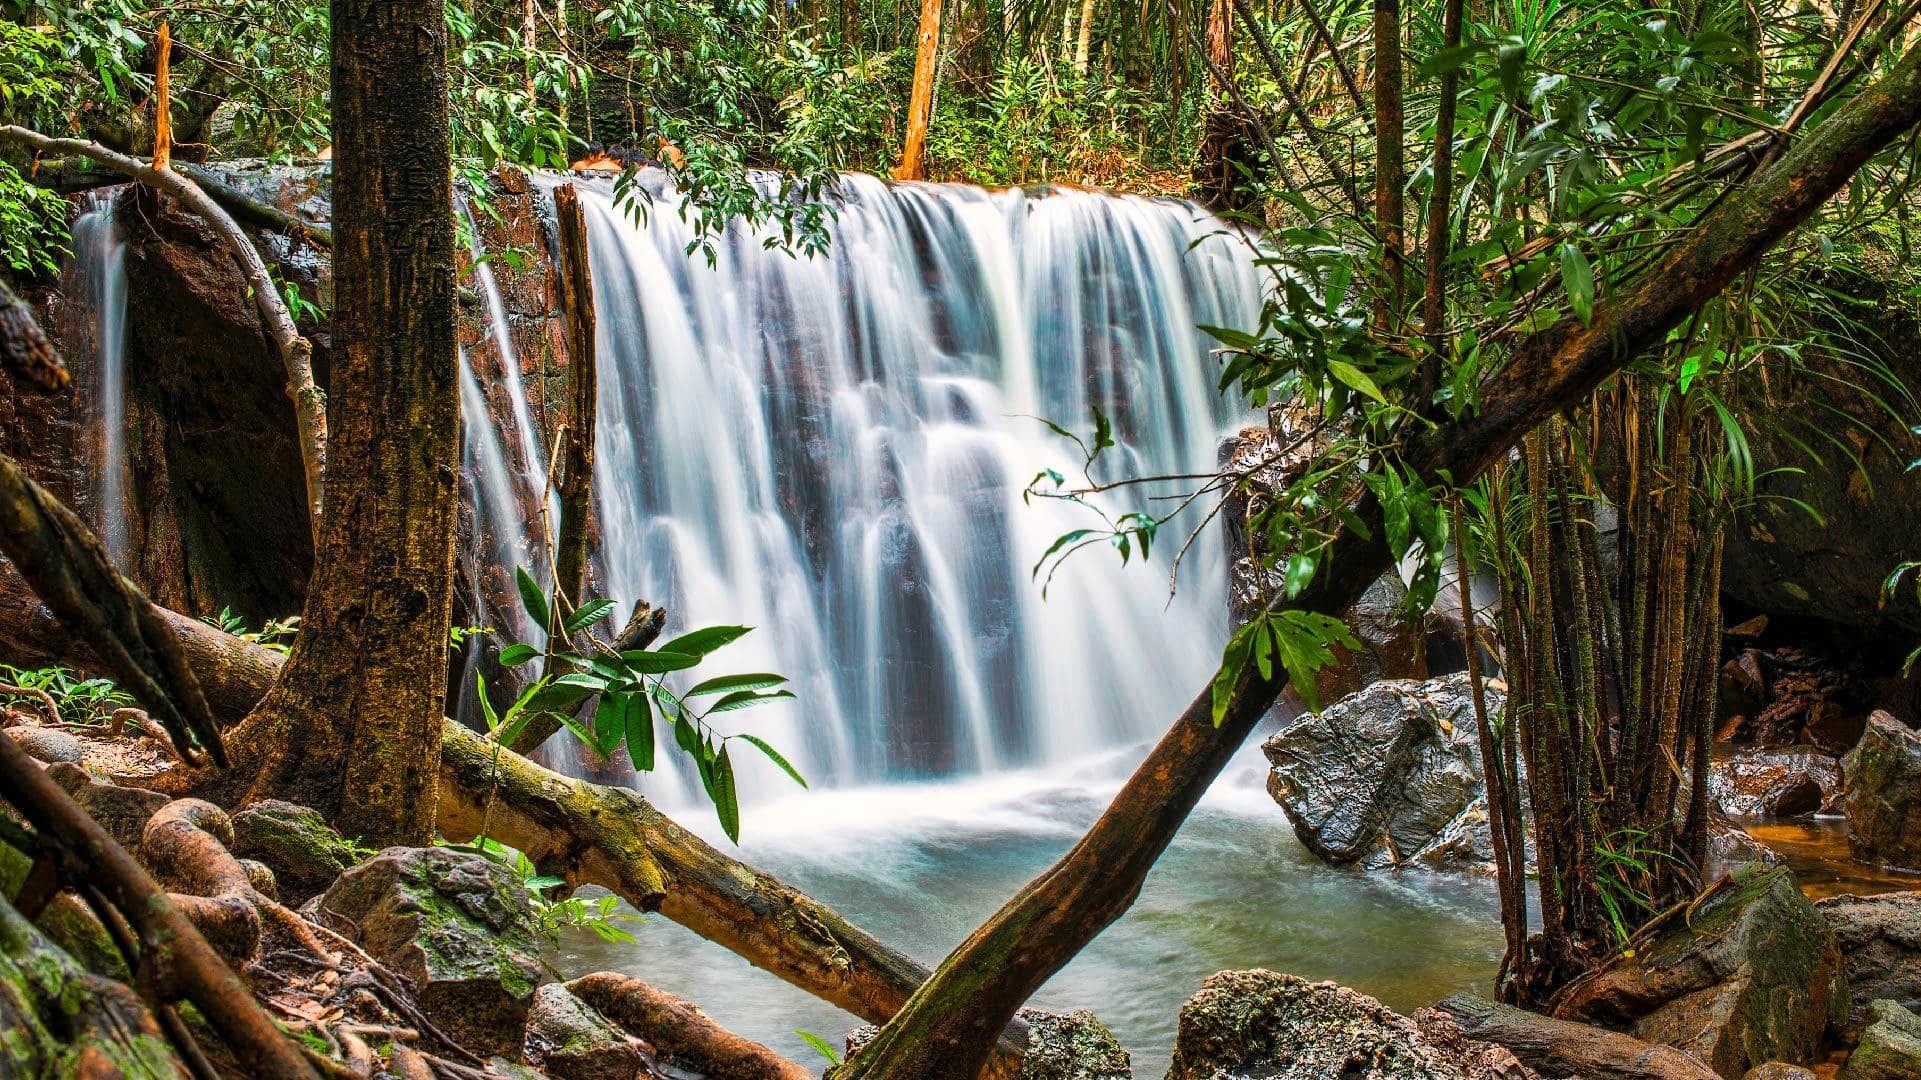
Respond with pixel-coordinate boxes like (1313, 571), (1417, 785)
(1839, 999), (1921, 1080)
(0, 892), (178, 1077)
(231, 798), (364, 903)
(312, 846), (553, 1058)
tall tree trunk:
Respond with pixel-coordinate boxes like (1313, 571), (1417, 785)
(218, 0), (460, 849)
(1372, 0), (1405, 329)
(1073, 0), (1099, 76)
(894, 0), (943, 180)
(828, 43), (1921, 1079)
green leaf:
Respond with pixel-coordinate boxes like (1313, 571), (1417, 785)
(564, 598), (619, 635)
(1211, 622), (1256, 727)
(516, 567), (551, 632)
(497, 643), (541, 668)
(625, 692), (654, 772)
(796, 1030), (841, 1066)
(1197, 323), (1263, 350)
(706, 688), (796, 714)
(659, 625), (752, 658)
(593, 693), (624, 757)
(1559, 242), (1595, 326)
(1326, 359), (1387, 404)
(674, 714), (700, 757)
(712, 746), (740, 843)
(475, 671), (499, 732)
(735, 733), (806, 788)
(686, 672), (789, 697)
(617, 649), (702, 674)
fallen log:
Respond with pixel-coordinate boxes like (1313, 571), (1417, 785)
(568, 972), (813, 1080)
(1435, 994), (1719, 1080)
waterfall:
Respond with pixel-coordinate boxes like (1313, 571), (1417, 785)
(560, 174), (1263, 794)
(73, 192), (132, 571)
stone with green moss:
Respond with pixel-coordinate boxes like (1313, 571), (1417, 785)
(1840, 999), (1921, 1080)
(311, 845), (553, 1058)
(231, 798), (368, 903)
(0, 891), (179, 1077)
(522, 982), (644, 1080)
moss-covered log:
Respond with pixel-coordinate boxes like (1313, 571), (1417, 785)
(1434, 995), (1718, 1080)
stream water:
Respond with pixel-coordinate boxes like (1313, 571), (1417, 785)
(554, 742), (1506, 1076)
(508, 173), (1506, 1071)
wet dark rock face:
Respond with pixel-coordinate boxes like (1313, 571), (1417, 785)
(1709, 746), (1845, 819)
(1843, 712), (1921, 872)
(1815, 891), (1921, 1028)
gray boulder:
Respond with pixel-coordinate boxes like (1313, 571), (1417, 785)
(311, 846), (553, 1056)
(1264, 674), (1511, 873)
(1815, 892), (1921, 1026)
(1709, 746), (1843, 819)
(1844, 712), (1921, 871)
(1840, 999), (1921, 1080)
(1557, 867), (1847, 1077)
(1166, 970), (1534, 1080)
(522, 983), (646, 1080)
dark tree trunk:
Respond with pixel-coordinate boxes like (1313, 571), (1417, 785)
(219, 0), (460, 848)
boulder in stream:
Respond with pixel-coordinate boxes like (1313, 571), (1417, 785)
(1815, 891), (1921, 1026)
(522, 982), (648, 1080)
(1166, 970), (1535, 1080)
(1709, 746), (1843, 818)
(1263, 674), (1511, 873)
(310, 846), (554, 1057)
(1843, 711), (1921, 871)
(1555, 866), (1847, 1078)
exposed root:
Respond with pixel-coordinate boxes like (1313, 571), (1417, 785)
(570, 972), (814, 1080)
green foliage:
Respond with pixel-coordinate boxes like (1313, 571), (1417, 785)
(797, 1029), (842, 1066)
(447, 835), (643, 943)
(0, 664), (132, 725)
(200, 607), (300, 655)
(0, 22), (72, 275)
(493, 566), (805, 844)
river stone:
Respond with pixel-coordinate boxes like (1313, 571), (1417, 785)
(312, 846), (553, 1056)
(1709, 746), (1843, 818)
(522, 982), (646, 1080)
(1840, 999), (1921, 1080)
(0, 893), (176, 1077)
(1558, 866), (1847, 1077)
(232, 798), (364, 903)
(8, 724), (82, 763)
(44, 762), (171, 850)
(1742, 1065), (1816, 1079)
(1706, 819), (1785, 876)
(1264, 674), (1511, 871)
(1815, 892), (1921, 1026)
(1843, 712), (1921, 870)
(1166, 970), (1533, 1080)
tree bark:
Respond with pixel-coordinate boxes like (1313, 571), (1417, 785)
(551, 182), (597, 618)
(828, 41), (1921, 1080)
(0, 126), (326, 522)
(568, 973), (813, 1080)
(1372, 0), (1406, 330)
(894, 0), (943, 180)
(1434, 995), (1718, 1080)
(216, 0), (461, 849)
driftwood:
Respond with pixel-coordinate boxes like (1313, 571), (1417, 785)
(568, 972), (813, 1080)
(0, 728), (321, 1078)
(0, 455), (223, 765)
(0, 124), (328, 525)
(1435, 994), (1719, 1080)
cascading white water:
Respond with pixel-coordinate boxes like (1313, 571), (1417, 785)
(72, 192), (133, 571)
(568, 174), (1265, 792)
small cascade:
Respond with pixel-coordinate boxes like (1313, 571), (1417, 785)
(72, 192), (133, 571)
(548, 174), (1263, 795)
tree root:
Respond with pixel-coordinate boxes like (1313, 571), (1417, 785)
(0, 728), (320, 1077)
(569, 971), (814, 1080)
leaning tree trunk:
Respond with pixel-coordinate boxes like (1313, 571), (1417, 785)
(218, 0), (460, 848)
(830, 41), (1921, 1079)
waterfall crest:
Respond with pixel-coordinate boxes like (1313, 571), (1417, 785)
(555, 174), (1263, 791)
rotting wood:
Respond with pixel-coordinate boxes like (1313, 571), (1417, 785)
(569, 972), (814, 1080)
(1435, 994), (1718, 1080)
